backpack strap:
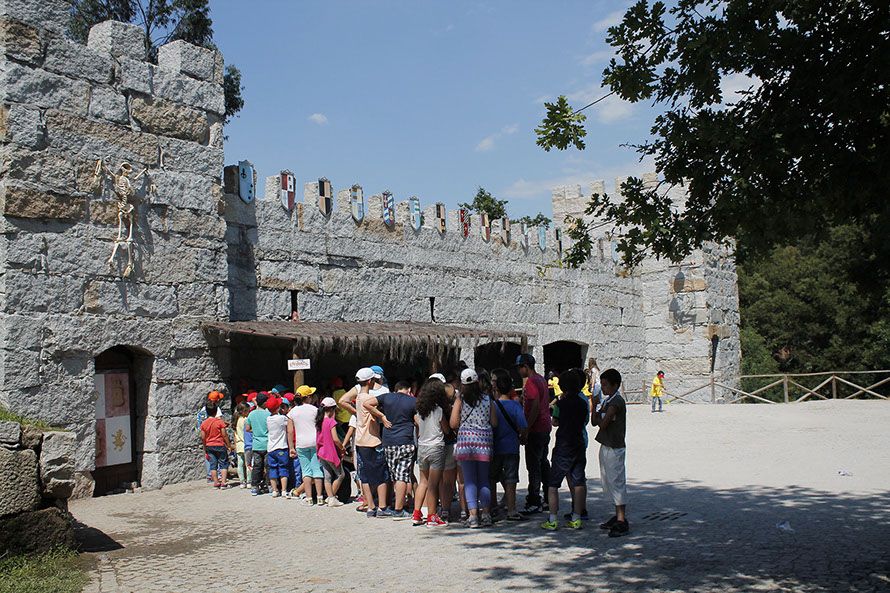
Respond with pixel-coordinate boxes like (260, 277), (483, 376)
(495, 399), (520, 435)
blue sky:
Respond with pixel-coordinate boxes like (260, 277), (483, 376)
(212, 1), (656, 219)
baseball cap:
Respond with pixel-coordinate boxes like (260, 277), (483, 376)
(460, 368), (479, 385)
(429, 373), (446, 383)
(279, 398), (292, 408)
(296, 385), (316, 397)
(271, 384), (287, 394)
(281, 392), (295, 403)
(370, 365), (384, 378)
(246, 391), (258, 402)
(266, 396), (281, 413)
(320, 397), (337, 408)
(207, 390), (225, 402)
(356, 367), (375, 382)
(515, 353), (536, 367)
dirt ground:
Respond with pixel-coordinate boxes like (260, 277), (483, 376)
(72, 400), (890, 593)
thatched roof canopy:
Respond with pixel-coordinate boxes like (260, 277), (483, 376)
(201, 321), (527, 361)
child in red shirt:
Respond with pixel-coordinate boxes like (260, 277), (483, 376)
(200, 402), (234, 488)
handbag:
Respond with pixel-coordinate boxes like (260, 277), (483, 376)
(495, 398), (528, 446)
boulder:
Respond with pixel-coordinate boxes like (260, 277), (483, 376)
(0, 420), (20, 446)
(0, 507), (76, 555)
(39, 431), (76, 499)
(0, 447), (40, 516)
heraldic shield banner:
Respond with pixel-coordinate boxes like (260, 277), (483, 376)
(94, 372), (132, 468)
(350, 185), (364, 223)
(409, 196), (422, 231)
(382, 191), (395, 226)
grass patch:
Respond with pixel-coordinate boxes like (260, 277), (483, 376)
(0, 406), (53, 430)
(0, 547), (89, 593)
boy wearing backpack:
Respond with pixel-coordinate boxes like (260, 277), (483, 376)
(490, 368), (528, 521)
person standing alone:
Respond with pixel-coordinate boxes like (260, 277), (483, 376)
(650, 370), (665, 413)
(517, 353), (552, 515)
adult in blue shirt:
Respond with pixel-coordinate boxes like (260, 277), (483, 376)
(364, 380), (416, 519)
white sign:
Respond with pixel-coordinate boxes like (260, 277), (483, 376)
(288, 359), (311, 371)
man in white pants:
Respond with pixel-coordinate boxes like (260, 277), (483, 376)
(593, 368), (629, 537)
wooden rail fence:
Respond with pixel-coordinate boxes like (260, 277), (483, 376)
(644, 370), (890, 404)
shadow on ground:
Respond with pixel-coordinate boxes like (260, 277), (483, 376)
(435, 480), (890, 593)
(74, 521), (124, 553)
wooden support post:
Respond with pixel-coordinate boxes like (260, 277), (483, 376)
(832, 375), (837, 399)
(710, 373), (716, 403)
(292, 344), (304, 393)
(783, 375), (790, 403)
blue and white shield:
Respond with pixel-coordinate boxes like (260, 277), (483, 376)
(237, 160), (255, 204)
(382, 191), (395, 226)
(409, 196), (422, 231)
(538, 226), (547, 251)
(350, 184), (364, 223)
(519, 222), (529, 248)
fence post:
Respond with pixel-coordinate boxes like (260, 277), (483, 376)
(832, 375), (837, 399)
(783, 375), (790, 403)
(710, 373), (715, 403)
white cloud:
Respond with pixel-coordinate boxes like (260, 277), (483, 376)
(501, 156), (656, 202)
(568, 83), (634, 123)
(719, 73), (761, 103)
(593, 9), (625, 32)
(474, 123), (518, 152)
(475, 135), (496, 152)
(308, 113), (328, 125)
(580, 48), (614, 66)
(532, 94), (553, 105)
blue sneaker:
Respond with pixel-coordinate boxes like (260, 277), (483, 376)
(391, 509), (410, 520)
(366, 508), (378, 518)
(377, 507), (395, 518)
(250, 488), (259, 496)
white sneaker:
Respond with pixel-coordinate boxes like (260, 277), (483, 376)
(271, 491), (281, 498)
(327, 497), (344, 507)
(284, 491), (292, 500)
(302, 497), (315, 506)
(317, 498), (327, 506)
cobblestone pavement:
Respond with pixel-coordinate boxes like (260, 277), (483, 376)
(72, 400), (890, 593)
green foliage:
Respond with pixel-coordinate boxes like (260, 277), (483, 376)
(69, 0), (245, 123)
(459, 187), (508, 220)
(738, 224), (890, 379)
(535, 96), (588, 151)
(0, 406), (52, 429)
(536, 0), (890, 269)
(0, 548), (88, 593)
(512, 213), (551, 227)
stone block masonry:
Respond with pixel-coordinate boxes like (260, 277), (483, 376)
(0, 2), (227, 493)
(0, 0), (739, 495)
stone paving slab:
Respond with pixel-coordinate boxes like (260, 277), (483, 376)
(71, 401), (890, 592)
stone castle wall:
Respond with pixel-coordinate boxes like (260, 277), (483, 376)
(0, 3), (228, 490)
(0, 0), (740, 493)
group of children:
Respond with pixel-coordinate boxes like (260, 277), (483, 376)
(198, 359), (629, 536)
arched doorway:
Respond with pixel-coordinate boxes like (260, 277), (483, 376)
(93, 346), (153, 496)
(543, 340), (586, 377)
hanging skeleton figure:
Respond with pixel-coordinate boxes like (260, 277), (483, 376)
(93, 159), (154, 278)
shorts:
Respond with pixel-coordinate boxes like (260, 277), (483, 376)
(357, 445), (387, 487)
(549, 449), (586, 489)
(205, 446), (229, 471)
(599, 445), (627, 505)
(321, 458), (345, 482)
(266, 449), (290, 480)
(384, 444), (416, 483)
(491, 453), (520, 484)
(417, 444), (446, 471)
(443, 442), (457, 471)
(354, 447), (362, 482)
(291, 456), (302, 483)
(297, 446), (323, 479)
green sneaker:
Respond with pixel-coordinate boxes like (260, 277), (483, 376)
(566, 519), (583, 529)
(540, 520), (559, 531)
